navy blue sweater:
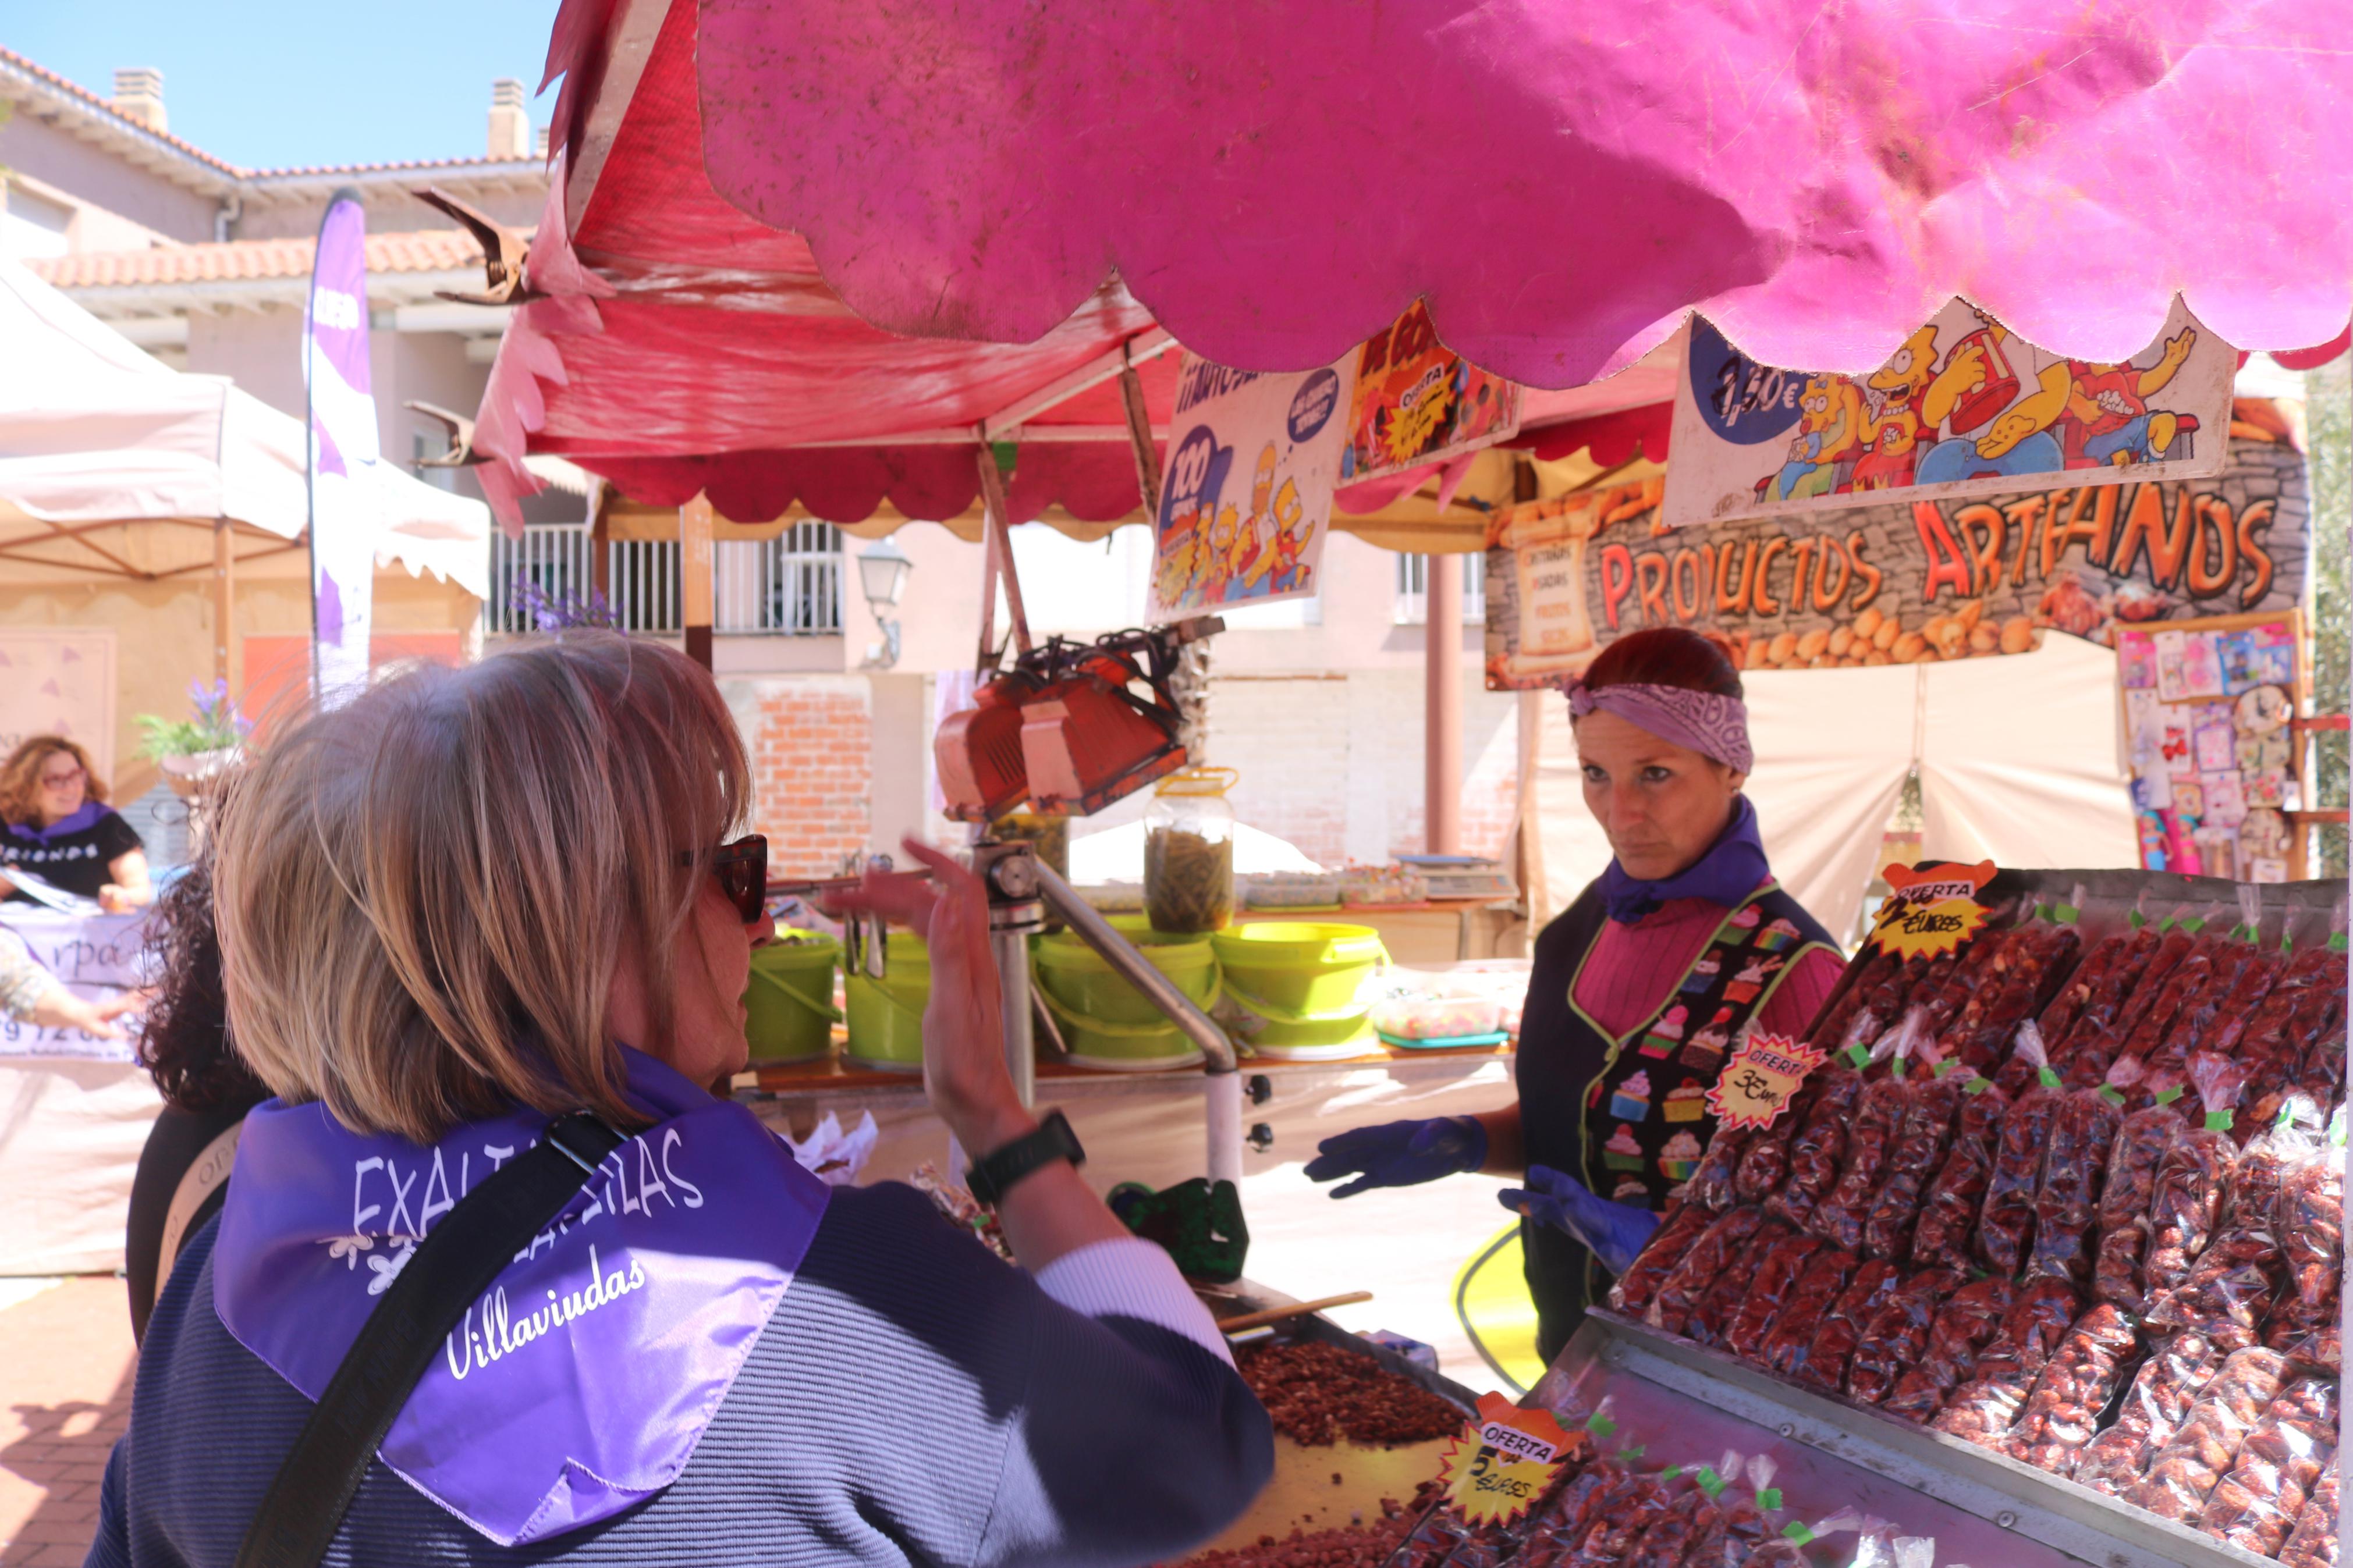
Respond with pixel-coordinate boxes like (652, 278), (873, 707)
(88, 1182), (1272, 1566)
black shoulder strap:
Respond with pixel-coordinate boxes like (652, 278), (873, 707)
(234, 1112), (627, 1568)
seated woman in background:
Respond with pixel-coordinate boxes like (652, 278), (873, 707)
(0, 735), (152, 911)
(93, 632), (1269, 1568)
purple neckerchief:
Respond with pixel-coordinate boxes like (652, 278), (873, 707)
(5, 802), (104, 842)
(1566, 678), (1754, 774)
(214, 1047), (828, 1546)
(1597, 792), (1771, 923)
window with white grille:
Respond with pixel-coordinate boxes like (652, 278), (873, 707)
(1393, 552), (1486, 624)
(485, 522), (842, 638)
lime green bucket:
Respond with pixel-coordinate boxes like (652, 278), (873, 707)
(1211, 922), (1388, 1060)
(844, 932), (929, 1071)
(743, 933), (843, 1063)
(1034, 916), (1220, 1072)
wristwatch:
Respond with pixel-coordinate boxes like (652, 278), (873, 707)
(966, 1110), (1085, 1207)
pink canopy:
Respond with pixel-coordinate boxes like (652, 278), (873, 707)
(476, 0), (2351, 526)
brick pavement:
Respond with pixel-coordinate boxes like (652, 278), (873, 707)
(1, 1277), (134, 1567)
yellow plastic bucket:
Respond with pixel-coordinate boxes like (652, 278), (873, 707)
(1034, 916), (1219, 1072)
(743, 932), (842, 1062)
(844, 932), (930, 1071)
(1210, 922), (1387, 1060)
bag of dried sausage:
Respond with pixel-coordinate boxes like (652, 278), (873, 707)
(1806, 1028), (1915, 1250)
(1720, 1229), (1827, 1362)
(2132, 901), (2276, 1112)
(1742, 1509), (1869, 1568)
(1622, 1449), (1741, 1568)
(2194, 1375), (2338, 1557)
(2264, 1105), (2344, 1369)
(1999, 1303), (2140, 1473)
(1943, 912), (2082, 1074)
(2148, 1097), (2305, 1351)
(1609, 1201), (1719, 1315)
(2277, 1462), (2340, 1568)
(2141, 1053), (2246, 1302)
(2124, 1346), (2290, 1523)
(1734, 1075), (1820, 1206)
(2023, 1080), (2125, 1288)
(1645, 1206), (1768, 1338)
(2070, 1331), (2225, 1495)
(1684, 1221), (1793, 1349)
(2025, 897), (2149, 1090)
(2091, 1091), (2184, 1316)
(1975, 1022), (2064, 1275)
(2065, 911), (2200, 1090)
(1905, 1075), (2007, 1274)
(1929, 1278), (2079, 1448)
(1846, 1266), (1963, 1405)
(2053, 917), (2165, 1090)
(1862, 1045), (1970, 1262)
(1759, 1068), (1860, 1229)
(1686, 1121), (1752, 1214)
(2111, 912), (2233, 1084)
(2233, 915), (2345, 1125)
(1882, 1275), (2015, 1424)
(1757, 1247), (1857, 1380)
(1788, 1257), (1903, 1392)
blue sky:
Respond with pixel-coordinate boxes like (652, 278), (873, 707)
(8, 4), (563, 170)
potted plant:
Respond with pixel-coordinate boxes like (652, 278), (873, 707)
(139, 678), (253, 799)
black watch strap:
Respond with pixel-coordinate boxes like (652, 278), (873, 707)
(966, 1110), (1085, 1207)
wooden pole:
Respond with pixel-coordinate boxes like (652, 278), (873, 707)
(974, 446), (1033, 657)
(1118, 360), (1163, 520)
(212, 519), (235, 689)
(680, 493), (715, 669)
(1426, 552), (1463, 854)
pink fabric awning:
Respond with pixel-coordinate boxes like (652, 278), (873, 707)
(477, 0), (2352, 528)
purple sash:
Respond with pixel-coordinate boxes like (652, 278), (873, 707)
(213, 1048), (828, 1545)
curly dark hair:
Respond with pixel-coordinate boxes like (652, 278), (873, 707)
(136, 857), (265, 1112)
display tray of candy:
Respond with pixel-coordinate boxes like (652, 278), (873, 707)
(1600, 869), (2344, 1566)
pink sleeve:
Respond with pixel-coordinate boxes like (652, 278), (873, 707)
(1758, 944), (1849, 1040)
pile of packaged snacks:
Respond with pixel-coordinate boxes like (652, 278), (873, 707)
(1605, 894), (2346, 1561)
(1162, 1482), (1443, 1568)
(1237, 1339), (1468, 1448)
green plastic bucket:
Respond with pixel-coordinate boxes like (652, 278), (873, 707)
(1211, 922), (1388, 1060)
(1034, 916), (1220, 1072)
(844, 932), (930, 1071)
(743, 932), (843, 1062)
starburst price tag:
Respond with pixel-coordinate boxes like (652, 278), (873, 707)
(1870, 861), (1997, 961)
(1437, 1393), (1574, 1526)
(1706, 1032), (1826, 1130)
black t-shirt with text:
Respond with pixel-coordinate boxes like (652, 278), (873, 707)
(2, 807), (144, 901)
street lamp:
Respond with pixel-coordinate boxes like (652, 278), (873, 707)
(857, 537), (914, 667)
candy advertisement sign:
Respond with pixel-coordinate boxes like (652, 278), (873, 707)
(1662, 300), (2234, 530)
(1337, 299), (1521, 483)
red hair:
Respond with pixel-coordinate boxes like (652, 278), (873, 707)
(1583, 628), (1744, 700)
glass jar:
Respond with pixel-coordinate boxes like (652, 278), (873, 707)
(1144, 767), (1238, 934)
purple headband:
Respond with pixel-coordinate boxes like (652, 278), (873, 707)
(1566, 678), (1754, 773)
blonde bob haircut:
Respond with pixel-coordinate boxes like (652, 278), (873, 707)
(214, 633), (748, 1144)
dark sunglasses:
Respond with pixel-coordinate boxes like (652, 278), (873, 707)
(681, 834), (768, 923)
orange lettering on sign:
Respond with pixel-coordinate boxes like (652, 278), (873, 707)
(1953, 503), (2005, 598)
(2042, 486), (2116, 579)
(1787, 538), (1818, 616)
(2002, 495), (2046, 585)
(1671, 549), (1704, 621)
(1847, 530), (1882, 611)
(2186, 497), (2237, 597)
(1635, 552), (1672, 625)
(1913, 504), (1974, 604)
(1600, 544), (1637, 631)
(2114, 483), (2194, 591)
(1723, 540), (1761, 613)
(1751, 537), (1787, 616)
(2237, 501), (2278, 607)
(1811, 534), (1851, 610)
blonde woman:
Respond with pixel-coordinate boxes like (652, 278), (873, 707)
(0, 735), (151, 911)
(91, 634), (1269, 1567)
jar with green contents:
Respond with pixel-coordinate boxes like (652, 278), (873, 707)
(1144, 766), (1238, 934)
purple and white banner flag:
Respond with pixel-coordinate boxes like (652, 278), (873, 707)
(304, 192), (379, 703)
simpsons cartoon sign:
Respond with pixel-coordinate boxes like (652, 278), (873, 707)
(1662, 300), (2235, 530)
(1148, 354), (1353, 621)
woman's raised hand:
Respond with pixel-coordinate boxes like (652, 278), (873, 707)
(825, 839), (1034, 1157)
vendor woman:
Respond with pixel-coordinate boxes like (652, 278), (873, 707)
(0, 735), (151, 911)
(1308, 628), (1843, 1357)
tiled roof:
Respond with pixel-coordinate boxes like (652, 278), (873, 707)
(29, 229), (495, 288)
(0, 45), (240, 176)
(0, 45), (544, 184)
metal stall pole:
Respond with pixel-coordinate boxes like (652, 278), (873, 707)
(1031, 861), (1244, 1187)
(971, 840), (1044, 1109)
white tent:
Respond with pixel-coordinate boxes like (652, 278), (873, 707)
(1521, 635), (2141, 943)
(0, 258), (487, 595)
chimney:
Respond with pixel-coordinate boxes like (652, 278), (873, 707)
(487, 78), (530, 161)
(111, 67), (166, 134)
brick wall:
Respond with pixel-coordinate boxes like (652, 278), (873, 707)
(747, 678), (874, 877)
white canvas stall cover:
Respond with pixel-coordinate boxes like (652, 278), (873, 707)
(0, 259), (487, 597)
(1521, 638), (2138, 943)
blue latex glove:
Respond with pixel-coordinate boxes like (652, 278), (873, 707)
(1497, 1164), (1662, 1275)
(1304, 1117), (1487, 1198)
